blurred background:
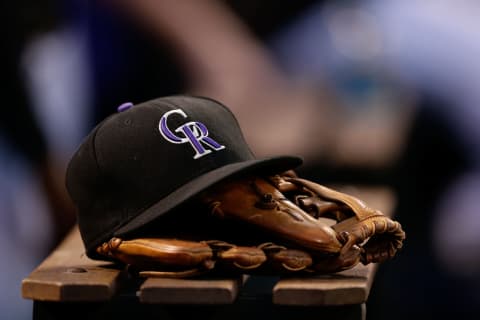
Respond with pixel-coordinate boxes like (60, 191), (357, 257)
(2, 0), (479, 319)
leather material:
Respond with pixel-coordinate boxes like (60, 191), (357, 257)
(96, 173), (405, 278)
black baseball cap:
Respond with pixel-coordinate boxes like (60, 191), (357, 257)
(66, 95), (303, 259)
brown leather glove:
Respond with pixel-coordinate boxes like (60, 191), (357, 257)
(270, 173), (405, 268)
(96, 173), (405, 277)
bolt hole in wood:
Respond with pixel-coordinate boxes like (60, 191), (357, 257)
(66, 267), (87, 273)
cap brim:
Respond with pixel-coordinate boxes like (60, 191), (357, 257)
(114, 155), (302, 236)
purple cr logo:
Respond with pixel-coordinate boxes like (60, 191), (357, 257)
(159, 109), (225, 159)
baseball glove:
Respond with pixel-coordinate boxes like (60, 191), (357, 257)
(96, 172), (405, 278)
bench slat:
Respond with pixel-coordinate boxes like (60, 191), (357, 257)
(140, 275), (246, 304)
(21, 225), (122, 302)
(273, 263), (377, 306)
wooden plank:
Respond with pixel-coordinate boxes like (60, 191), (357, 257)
(21, 225), (122, 302)
(273, 263), (377, 306)
(273, 186), (395, 306)
(139, 275), (246, 304)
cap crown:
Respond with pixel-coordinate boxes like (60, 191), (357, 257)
(66, 96), (254, 249)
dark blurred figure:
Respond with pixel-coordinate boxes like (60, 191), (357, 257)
(0, 1), (77, 243)
(0, 1), (82, 318)
(90, 0), (331, 161)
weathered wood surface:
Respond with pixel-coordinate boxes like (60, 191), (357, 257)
(140, 276), (246, 304)
(273, 263), (376, 306)
(21, 225), (122, 302)
(22, 185), (395, 307)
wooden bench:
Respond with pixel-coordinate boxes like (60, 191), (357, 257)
(22, 185), (395, 320)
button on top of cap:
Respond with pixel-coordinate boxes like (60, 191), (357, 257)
(117, 102), (134, 112)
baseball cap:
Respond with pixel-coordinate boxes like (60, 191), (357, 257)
(66, 95), (303, 259)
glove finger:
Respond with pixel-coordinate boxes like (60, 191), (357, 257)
(354, 218), (405, 264)
(260, 243), (313, 272)
(216, 245), (267, 270)
(96, 237), (214, 271)
(311, 244), (362, 273)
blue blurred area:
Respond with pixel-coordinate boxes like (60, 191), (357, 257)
(270, 1), (480, 318)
